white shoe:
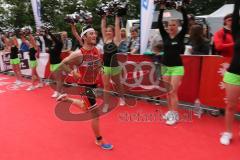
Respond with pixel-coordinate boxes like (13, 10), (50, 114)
(14, 80), (22, 85)
(26, 86), (36, 91)
(220, 132), (232, 145)
(51, 91), (60, 98)
(165, 111), (179, 126)
(163, 111), (172, 120)
(166, 119), (177, 125)
(35, 83), (44, 88)
(119, 98), (125, 106)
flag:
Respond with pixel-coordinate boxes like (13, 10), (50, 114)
(140, 0), (155, 54)
(31, 0), (42, 29)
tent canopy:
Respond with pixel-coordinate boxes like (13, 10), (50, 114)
(204, 4), (234, 34)
(208, 4), (233, 18)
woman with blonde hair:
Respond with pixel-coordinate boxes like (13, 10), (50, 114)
(21, 27), (43, 91)
(101, 14), (125, 108)
(9, 31), (22, 85)
(158, 4), (188, 125)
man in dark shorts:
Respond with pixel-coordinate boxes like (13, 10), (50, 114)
(57, 25), (113, 150)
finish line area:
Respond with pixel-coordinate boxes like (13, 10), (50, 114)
(0, 73), (239, 160)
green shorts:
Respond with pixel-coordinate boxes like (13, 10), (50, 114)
(162, 66), (185, 76)
(103, 66), (122, 76)
(10, 58), (20, 65)
(29, 60), (37, 68)
(50, 64), (60, 72)
(223, 71), (240, 86)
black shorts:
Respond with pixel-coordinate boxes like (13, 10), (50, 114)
(82, 84), (97, 106)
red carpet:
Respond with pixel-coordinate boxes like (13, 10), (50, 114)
(0, 74), (239, 160)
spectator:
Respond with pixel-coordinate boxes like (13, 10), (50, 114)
(118, 28), (129, 53)
(128, 26), (140, 54)
(189, 24), (210, 55)
(187, 14), (196, 34)
(2, 34), (10, 52)
(35, 29), (47, 53)
(151, 40), (164, 80)
(60, 31), (72, 60)
(20, 41), (29, 53)
(151, 40), (164, 105)
(203, 24), (211, 39)
(19, 30), (29, 53)
(213, 14), (234, 57)
(184, 14), (196, 45)
(61, 31), (72, 52)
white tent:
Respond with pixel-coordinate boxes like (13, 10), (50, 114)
(204, 4), (234, 34)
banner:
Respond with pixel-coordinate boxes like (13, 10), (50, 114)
(140, 0), (155, 54)
(0, 52), (12, 72)
(0, 52), (30, 72)
(31, 0), (42, 29)
(179, 56), (202, 103)
(37, 53), (49, 78)
(199, 56), (231, 109)
(1, 51), (236, 110)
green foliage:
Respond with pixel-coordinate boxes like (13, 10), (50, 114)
(0, 0), (140, 33)
(1, 0), (35, 28)
(187, 0), (235, 15)
(1, 0), (235, 32)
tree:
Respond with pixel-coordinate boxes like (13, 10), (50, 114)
(188, 0), (235, 15)
(2, 0), (236, 31)
(0, 0), (140, 32)
(1, 0), (34, 28)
